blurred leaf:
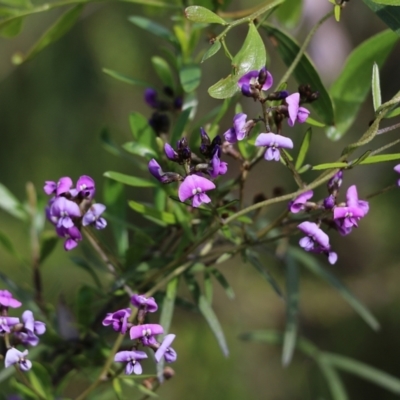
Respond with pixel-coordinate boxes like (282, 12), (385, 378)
(0, 9), (24, 38)
(0, 182), (27, 220)
(129, 112), (158, 150)
(122, 142), (157, 158)
(0, 229), (20, 259)
(128, 200), (176, 225)
(180, 64), (201, 93)
(137, 384), (158, 397)
(276, 0), (303, 28)
(246, 251), (283, 298)
(70, 256), (102, 289)
(363, 0), (400, 36)
(103, 68), (151, 87)
(13, 5), (84, 64)
(10, 378), (38, 399)
(263, 24), (334, 126)
(185, 6), (227, 24)
(289, 247), (380, 330)
(323, 353), (400, 394)
(295, 127), (312, 170)
(372, 63), (382, 111)
(129, 15), (177, 44)
(170, 107), (192, 144)
(326, 30), (398, 140)
(151, 56), (175, 91)
(282, 254), (299, 367)
(385, 106), (400, 118)
(210, 268), (235, 299)
(318, 359), (349, 400)
(371, 0), (400, 5)
(112, 378), (123, 400)
(39, 231), (58, 264)
(160, 277), (178, 334)
(104, 171), (156, 188)
(306, 117), (325, 127)
(208, 22), (266, 99)
(201, 41), (221, 62)
(359, 153), (400, 164)
(312, 162), (347, 170)
(0, 0), (31, 8)
(27, 363), (50, 399)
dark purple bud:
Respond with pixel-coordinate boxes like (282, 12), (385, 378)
(173, 97), (183, 110)
(327, 170), (343, 191)
(177, 138), (191, 160)
(257, 67), (268, 86)
(144, 88), (159, 108)
(323, 194), (335, 209)
(164, 143), (179, 162)
(163, 86), (174, 97)
(149, 112), (170, 135)
(211, 135), (222, 148)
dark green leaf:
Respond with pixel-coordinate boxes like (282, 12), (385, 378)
(151, 56), (175, 91)
(28, 363), (52, 399)
(210, 268), (235, 299)
(372, 63), (382, 111)
(76, 285), (96, 327)
(295, 127), (312, 170)
(276, 0), (303, 28)
(69, 256), (102, 289)
(208, 22), (266, 99)
(371, 0), (400, 5)
(0, 182), (27, 220)
(289, 247), (380, 330)
(103, 68), (152, 87)
(170, 107), (192, 144)
(39, 231), (58, 264)
(104, 171), (156, 187)
(363, 0), (400, 36)
(326, 29), (398, 140)
(262, 24), (334, 126)
(185, 6), (227, 25)
(128, 15), (177, 44)
(0, 229), (20, 259)
(13, 5), (84, 64)
(318, 359), (349, 400)
(201, 41), (221, 62)
(129, 112), (158, 150)
(204, 270), (213, 304)
(128, 200), (176, 225)
(180, 64), (201, 93)
(160, 277), (178, 334)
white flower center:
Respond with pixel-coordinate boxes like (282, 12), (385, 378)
(80, 184), (87, 190)
(192, 187), (202, 195)
(142, 328), (151, 337)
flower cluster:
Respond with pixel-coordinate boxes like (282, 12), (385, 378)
(103, 294), (177, 375)
(1, 290), (46, 372)
(43, 176), (107, 251)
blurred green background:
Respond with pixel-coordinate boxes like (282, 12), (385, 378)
(1, 0), (400, 398)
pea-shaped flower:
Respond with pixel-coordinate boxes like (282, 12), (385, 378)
(178, 175), (216, 207)
(255, 133), (293, 161)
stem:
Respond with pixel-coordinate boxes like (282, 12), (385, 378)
(366, 184), (396, 200)
(275, 10), (333, 89)
(377, 122), (400, 135)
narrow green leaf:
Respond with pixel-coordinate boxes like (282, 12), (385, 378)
(185, 6), (227, 25)
(276, 0), (303, 28)
(295, 127), (312, 170)
(263, 24), (334, 126)
(326, 29), (398, 140)
(318, 359), (349, 400)
(0, 229), (20, 259)
(103, 68), (151, 87)
(128, 200), (176, 225)
(289, 247), (380, 330)
(363, 0), (400, 36)
(350, 150), (371, 166)
(128, 15), (177, 44)
(104, 171), (156, 188)
(122, 142), (157, 158)
(282, 254), (299, 367)
(372, 63), (382, 111)
(13, 5), (84, 64)
(129, 112), (158, 149)
(204, 270), (213, 304)
(312, 162), (348, 170)
(151, 56), (175, 91)
(209, 268), (235, 299)
(201, 41), (221, 62)
(370, 0), (400, 5)
(360, 153), (400, 164)
(10, 378), (38, 399)
(323, 352), (400, 394)
(384, 107), (400, 118)
(306, 117), (325, 127)
(39, 232), (58, 264)
(70, 256), (102, 289)
(180, 64), (201, 93)
(208, 22), (266, 99)
(170, 107), (192, 144)
(198, 295), (229, 356)
(137, 384), (158, 397)
(112, 378), (123, 400)
(0, 182), (27, 220)
(160, 277), (178, 334)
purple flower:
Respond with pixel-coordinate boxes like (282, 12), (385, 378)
(237, 67), (273, 96)
(323, 194), (335, 210)
(255, 133), (293, 161)
(5, 349), (32, 371)
(286, 93), (310, 126)
(56, 226), (82, 251)
(164, 143), (179, 161)
(0, 290), (21, 308)
(327, 170), (343, 191)
(73, 176), (96, 200)
(83, 204), (107, 230)
(178, 175), (216, 207)
(394, 164), (400, 186)
(114, 350), (148, 375)
(131, 295), (158, 313)
(223, 113), (254, 144)
(130, 323), (164, 344)
(102, 308), (131, 334)
(144, 88), (159, 108)
(51, 197), (81, 229)
(209, 147), (228, 179)
(21, 310), (46, 336)
(43, 177), (73, 196)
(298, 221), (337, 265)
(288, 190), (313, 213)
(155, 334), (177, 363)
(0, 316), (19, 333)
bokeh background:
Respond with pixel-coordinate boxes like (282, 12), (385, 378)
(1, 0), (400, 398)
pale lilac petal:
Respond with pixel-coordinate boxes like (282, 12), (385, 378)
(286, 93), (300, 126)
(130, 324), (163, 340)
(56, 177), (73, 196)
(299, 236), (314, 251)
(125, 362), (134, 375)
(297, 107), (310, 123)
(0, 290), (21, 308)
(43, 181), (57, 195)
(133, 362), (143, 375)
(131, 295), (158, 313)
(22, 311), (34, 332)
(155, 334), (176, 362)
(34, 321), (46, 335)
(233, 113), (248, 141)
(394, 164), (400, 174)
(345, 185), (359, 208)
(114, 351), (131, 363)
(223, 127), (237, 144)
(328, 252), (338, 265)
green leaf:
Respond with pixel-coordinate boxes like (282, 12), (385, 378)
(276, 0), (303, 28)
(289, 247), (380, 330)
(326, 29), (398, 140)
(209, 268), (235, 299)
(359, 153), (400, 164)
(129, 112), (158, 149)
(323, 352), (400, 394)
(128, 15), (177, 44)
(0, 229), (20, 259)
(0, 9), (24, 38)
(160, 277), (178, 334)
(185, 6), (227, 25)
(306, 117), (325, 127)
(384, 106), (400, 118)
(180, 64), (201, 93)
(104, 171), (156, 188)
(39, 231), (58, 264)
(312, 162), (347, 170)
(112, 378), (123, 400)
(282, 254), (299, 367)
(334, 4), (341, 21)
(13, 5), (84, 64)
(318, 359), (349, 400)
(370, 0), (400, 5)
(70, 256), (102, 289)
(170, 107), (192, 144)
(262, 24), (334, 126)
(103, 68), (151, 87)
(201, 41), (221, 62)
(198, 295), (229, 356)
(295, 127), (312, 170)
(364, 0), (400, 36)
(0, 182), (27, 220)
(372, 63), (382, 111)
(208, 22), (266, 99)
(151, 56), (175, 91)
(122, 142), (157, 158)
(128, 200), (176, 226)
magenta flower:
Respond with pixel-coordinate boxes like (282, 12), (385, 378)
(237, 67), (273, 96)
(5, 349), (32, 371)
(223, 113), (254, 144)
(102, 308), (131, 334)
(114, 350), (148, 375)
(164, 143), (179, 162)
(209, 147), (228, 179)
(286, 93), (310, 126)
(288, 190), (313, 213)
(0, 316), (20, 333)
(83, 204), (107, 230)
(56, 226), (82, 251)
(0, 290), (21, 308)
(178, 175), (216, 207)
(43, 177), (73, 196)
(131, 295), (158, 313)
(394, 164), (400, 186)
(73, 175), (96, 200)
(155, 334), (177, 363)
(51, 197), (81, 229)
(327, 170), (343, 191)
(130, 323), (164, 344)
(255, 133), (293, 161)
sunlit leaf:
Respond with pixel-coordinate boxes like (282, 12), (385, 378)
(201, 41), (221, 62)
(122, 142), (157, 158)
(306, 117), (325, 127)
(185, 6), (227, 24)
(312, 162), (347, 170)
(372, 63), (382, 111)
(104, 171), (156, 188)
